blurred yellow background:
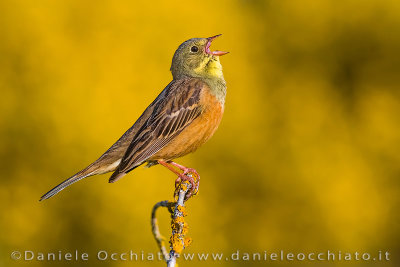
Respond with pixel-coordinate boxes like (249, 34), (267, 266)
(1, 0), (399, 266)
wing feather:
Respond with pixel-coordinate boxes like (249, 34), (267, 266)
(109, 78), (205, 181)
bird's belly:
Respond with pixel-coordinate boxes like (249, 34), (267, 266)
(150, 101), (224, 161)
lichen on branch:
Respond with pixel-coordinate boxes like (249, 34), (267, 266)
(151, 173), (198, 266)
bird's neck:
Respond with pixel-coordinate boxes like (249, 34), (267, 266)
(196, 58), (227, 104)
(172, 58), (227, 104)
(203, 76), (227, 104)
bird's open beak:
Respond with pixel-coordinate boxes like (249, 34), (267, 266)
(205, 34), (229, 56)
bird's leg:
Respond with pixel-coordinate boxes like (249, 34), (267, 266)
(168, 162), (200, 178)
(158, 160), (200, 199)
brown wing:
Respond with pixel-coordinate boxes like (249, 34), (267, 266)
(109, 77), (206, 182)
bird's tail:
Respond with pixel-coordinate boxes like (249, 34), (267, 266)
(40, 170), (95, 201)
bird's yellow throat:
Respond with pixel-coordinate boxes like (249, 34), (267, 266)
(194, 56), (224, 79)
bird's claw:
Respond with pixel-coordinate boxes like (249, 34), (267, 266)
(174, 170), (200, 200)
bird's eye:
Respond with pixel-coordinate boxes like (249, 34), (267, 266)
(190, 46), (199, 53)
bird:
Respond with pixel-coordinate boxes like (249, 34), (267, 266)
(40, 34), (228, 201)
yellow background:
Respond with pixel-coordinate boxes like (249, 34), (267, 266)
(1, 0), (399, 266)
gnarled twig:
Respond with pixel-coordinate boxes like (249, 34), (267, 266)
(151, 200), (172, 262)
(151, 176), (196, 267)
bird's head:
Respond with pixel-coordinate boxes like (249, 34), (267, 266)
(170, 35), (228, 80)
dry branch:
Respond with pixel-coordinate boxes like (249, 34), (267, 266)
(151, 175), (197, 267)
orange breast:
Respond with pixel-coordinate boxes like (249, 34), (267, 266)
(150, 90), (224, 161)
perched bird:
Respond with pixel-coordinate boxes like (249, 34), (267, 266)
(40, 35), (228, 201)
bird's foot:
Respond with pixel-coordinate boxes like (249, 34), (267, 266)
(157, 160), (200, 200)
(174, 169), (200, 200)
